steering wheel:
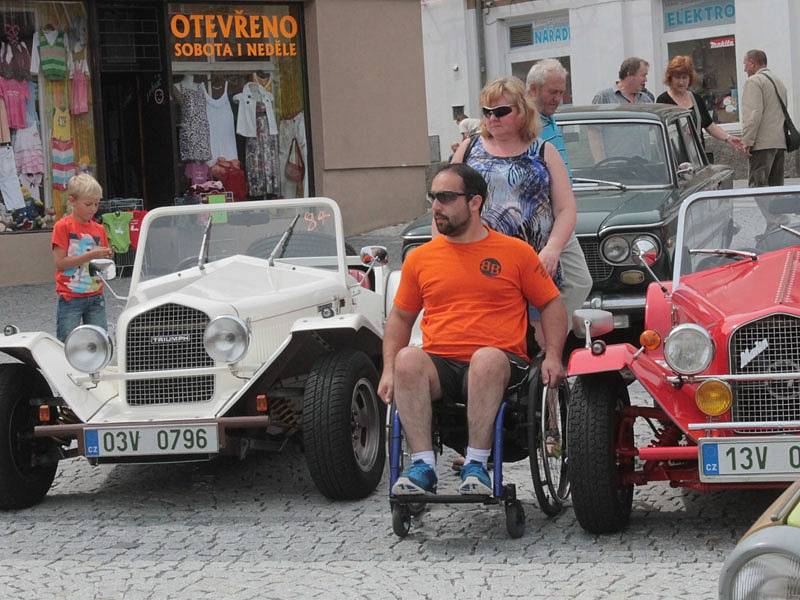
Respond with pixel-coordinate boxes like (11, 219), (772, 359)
(595, 156), (642, 168)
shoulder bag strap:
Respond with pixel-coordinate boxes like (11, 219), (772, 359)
(761, 72), (790, 118)
(461, 133), (480, 164)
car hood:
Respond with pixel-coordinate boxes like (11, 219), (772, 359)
(672, 248), (800, 327)
(400, 188), (676, 239)
(575, 188), (675, 236)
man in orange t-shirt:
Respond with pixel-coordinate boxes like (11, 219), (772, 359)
(380, 163), (566, 496)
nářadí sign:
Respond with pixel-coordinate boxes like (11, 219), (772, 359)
(170, 12), (299, 58)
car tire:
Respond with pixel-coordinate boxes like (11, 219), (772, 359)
(568, 373), (633, 534)
(0, 364), (58, 509)
(303, 350), (385, 500)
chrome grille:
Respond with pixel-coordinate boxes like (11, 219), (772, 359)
(729, 314), (800, 425)
(125, 304), (214, 405)
(578, 238), (613, 282)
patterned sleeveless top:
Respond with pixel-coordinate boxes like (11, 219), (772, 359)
(38, 30), (67, 80)
(466, 136), (562, 286)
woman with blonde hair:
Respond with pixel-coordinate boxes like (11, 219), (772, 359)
(656, 55), (746, 153)
(452, 76), (575, 294)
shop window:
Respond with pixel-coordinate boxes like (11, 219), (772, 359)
(667, 35), (738, 124)
(511, 56), (572, 105)
(0, 0), (96, 233)
(167, 3), (309, 203)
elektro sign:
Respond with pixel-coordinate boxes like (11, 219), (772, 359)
(170, 12), (299, 58)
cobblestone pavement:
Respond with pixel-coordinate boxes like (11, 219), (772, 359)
(0, 224), (781, 599)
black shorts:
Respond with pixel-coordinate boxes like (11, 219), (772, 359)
(429, 351), (530, 403)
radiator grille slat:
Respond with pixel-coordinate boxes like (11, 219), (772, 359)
(125, 304), (214, 405)
(578, 238), (613, 282)
(729, 314), (800, 426)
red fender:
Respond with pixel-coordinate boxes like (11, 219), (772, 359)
(567, 344), (638, 376)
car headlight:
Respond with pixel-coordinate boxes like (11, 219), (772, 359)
(728, 552), (800, 600)
(203, 316), (250, 363)
(601, 235), (630, 263)
(663, 324), (714, 375)
(631, 235), (659, 266)
(64, 325), (113, 373)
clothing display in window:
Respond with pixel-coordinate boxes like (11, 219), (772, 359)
(19, 173), (42, 202)
(24, 80), (37, 128)
(279, 111), (307, 198)
(101, 210), (133, 253)
(174, 80), (211, 162)
(204, 81), (238, 164)
(209, 158), (246, 201)
(51, 107), (75, 190)
(0, 77), (29, 129)
(0, 28), (31, 81)
(234, 82), (277, 138)
(184, 161), (209, 185)
(0, 98), (10, 144)
(245, 114), (279, 197)
(128, 209), (147, 250)
(0, 145), (24, 211)
(31, 29), (69, 80)
(69, 57), (89, 115)
(12, 124), (43, 174)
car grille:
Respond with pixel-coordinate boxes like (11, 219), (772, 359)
(125, 303), (214, 405)
(578, 238), (613, 282)
(729, 314), (800, 426)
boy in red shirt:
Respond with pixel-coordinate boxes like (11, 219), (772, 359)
(51, 173), (113, 342)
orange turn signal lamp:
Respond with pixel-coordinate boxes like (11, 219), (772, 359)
(639, 330), (662, 350)
(38, 405), (50, 423)
(256, 394), (269, 413)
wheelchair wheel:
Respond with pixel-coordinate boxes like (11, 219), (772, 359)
(504, 500), (526, 539)
(528, 376), (570, 516)
(392, 504), (411, 538)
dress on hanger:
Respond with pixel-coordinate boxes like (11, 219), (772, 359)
(69, 57), (89, 115)
(31, 29), (70, 80)
(51, 107), (76, 190)
(174, 80), (211, 162)
(204, 81), (238, 165)
(239, 82), (279, 197)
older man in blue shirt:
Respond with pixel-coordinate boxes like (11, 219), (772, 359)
(526, 59), (592, 329)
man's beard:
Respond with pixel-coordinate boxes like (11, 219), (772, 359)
(434, 212), (470, 236)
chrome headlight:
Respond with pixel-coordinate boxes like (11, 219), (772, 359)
(203, 316), (250, 363)
(728, 552), (800, 600)
(631, 235), (659, 266)
(601, 235), (630, 263)
(64, 325), (113, 373)
(663, 323), (714, 375)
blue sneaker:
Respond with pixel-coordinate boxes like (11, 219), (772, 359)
(459, 460), (492, 495)
(392, 460), (437, 495)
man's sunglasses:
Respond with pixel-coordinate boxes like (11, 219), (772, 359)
(426, 191), (472, 205)
(481, 105), (514, 118)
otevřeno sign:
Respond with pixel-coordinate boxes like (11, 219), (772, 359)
(170, 12), (299, 58)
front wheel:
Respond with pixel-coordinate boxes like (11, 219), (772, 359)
(0, 364), (58, 509)
(303, 350), (386, 500)
(568, 374), (633, 534)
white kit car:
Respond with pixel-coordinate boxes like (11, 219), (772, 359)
(0, 198), (396, 508)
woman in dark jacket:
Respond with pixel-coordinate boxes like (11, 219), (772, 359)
(656, 55), (746, 153)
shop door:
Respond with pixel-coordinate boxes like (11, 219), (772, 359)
(100, 73), (173, 207)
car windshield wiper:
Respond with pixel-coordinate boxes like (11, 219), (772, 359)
(197, 216), (213, 271)
(780, 224), (800, 239)
(572, 177), (627, 191)
(689, 248), (758, 262)
(268, 214), (301, 266)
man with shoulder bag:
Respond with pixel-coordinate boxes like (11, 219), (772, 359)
(741, 49), (797, 192)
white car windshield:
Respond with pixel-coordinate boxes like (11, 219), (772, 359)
(675, 191), (800, 283)
(136, 200), (342, 282)
(560, 122), (670, 186)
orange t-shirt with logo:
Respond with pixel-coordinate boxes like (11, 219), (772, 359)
(393, 228), (560, 362)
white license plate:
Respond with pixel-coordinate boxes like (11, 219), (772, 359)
(84, 425), (219, 457)
(699, 437), (800, 482)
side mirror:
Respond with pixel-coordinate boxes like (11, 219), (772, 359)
(572, 309), (614, 347)
(360, 246), (388, 267)
(676, 162), (695, 180)
(89, 258), (116, 281)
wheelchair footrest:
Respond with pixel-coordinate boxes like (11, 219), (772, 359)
(392, 494), (498, 505)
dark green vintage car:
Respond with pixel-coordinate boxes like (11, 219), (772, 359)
(401, 104), (734, 339)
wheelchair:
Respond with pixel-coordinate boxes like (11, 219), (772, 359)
(388, 356), (570, 539)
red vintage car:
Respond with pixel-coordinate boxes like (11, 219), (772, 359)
(567, 186), (800, 534)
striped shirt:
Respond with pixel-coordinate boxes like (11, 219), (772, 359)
(591, 87), (651, 105)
